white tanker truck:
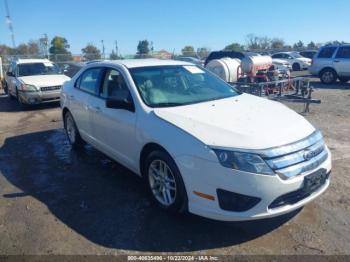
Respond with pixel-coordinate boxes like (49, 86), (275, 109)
(205, 54), (290, 83)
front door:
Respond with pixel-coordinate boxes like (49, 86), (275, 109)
(90, 67), (138, 170)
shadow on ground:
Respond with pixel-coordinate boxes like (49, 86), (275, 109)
(0, 129), (300, 252)
(310, 81), (350, 90)
(0, 93), (60, 112)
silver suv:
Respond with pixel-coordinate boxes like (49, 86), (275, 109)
(309, 44), (350, 84)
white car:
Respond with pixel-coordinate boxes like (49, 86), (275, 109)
(272, 58), (292, 71)
(271, 52), (312, 71)
(4, 59), (70, 105)
(61, 59), (331, 221)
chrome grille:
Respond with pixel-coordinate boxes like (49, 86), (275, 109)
(40, 86), (61, 92)
(262, 130), (327, 179)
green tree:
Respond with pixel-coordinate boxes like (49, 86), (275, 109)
(49, 36), (72, 62)
(197, 47), (210, 59)
(223, 43), (244, 52)
(271, 38), (285, 49)
(16, 43), (29, 55)
(109, 50), (122, 60)
(137, 40), (150, 55)
(181, 45), (196, 57)
(293, 40), (305, 50)
(81, 43), (101, 61)
(246, 34), (261, 50)
(27, 41), (39, 55)
(307, 41), (317, 49)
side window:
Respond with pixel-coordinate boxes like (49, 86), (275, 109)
(77, 68), (103, 95)
(336, 47), (350, 59)
(318, 47), (337, 58)
(272, 54), (281, 58)
(101, 68), (131, 101)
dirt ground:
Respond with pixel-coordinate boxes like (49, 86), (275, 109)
(0, 74), (349, 255)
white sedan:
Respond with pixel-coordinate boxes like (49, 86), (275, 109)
(61, 59), (331, 221)
(272, 52), (312, 71)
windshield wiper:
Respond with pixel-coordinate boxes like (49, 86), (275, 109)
(154, 102), (184, 108)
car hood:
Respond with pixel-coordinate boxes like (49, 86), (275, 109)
(18, 74), (71, 87)
(154, 94), (315, 150)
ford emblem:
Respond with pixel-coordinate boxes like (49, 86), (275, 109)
(303, 149), (316, 161)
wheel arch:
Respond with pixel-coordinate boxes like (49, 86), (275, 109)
(62, 107), (70, 120)
(319, 67), (337, 77)
(139, 142), (172, 177)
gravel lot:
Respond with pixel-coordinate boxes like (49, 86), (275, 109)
(0, 73), (349, 255)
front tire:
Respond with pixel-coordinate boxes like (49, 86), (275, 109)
(320, 69), (337, 84)
(145, 150), (187, 213)
(64, 111), (85, 148)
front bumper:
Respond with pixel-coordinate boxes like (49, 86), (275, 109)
(18, 90), (61, 104)
(175, 148), (331, 221)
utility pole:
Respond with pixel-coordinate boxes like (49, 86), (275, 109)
(101, 40), (105, 59)
(42, 33), (49, 58)
(4, 0), (16, 49)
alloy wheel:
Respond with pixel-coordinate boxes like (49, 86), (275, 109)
(322, 71), (335, 84)
(148, 159), (177, 206)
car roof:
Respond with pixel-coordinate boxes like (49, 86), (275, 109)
(97, 59), (193, 68)
(16, 58), (52, 64)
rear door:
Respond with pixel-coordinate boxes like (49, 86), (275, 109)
(334, 46), (350, 77)
(69, 67), (104, 141)
(89, 67), (138, 170)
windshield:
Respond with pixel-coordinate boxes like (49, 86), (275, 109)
(130, 65), (240, 107)
(17, 63), (62, 77)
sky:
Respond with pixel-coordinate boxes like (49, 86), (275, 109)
(0, 0), (349, 55)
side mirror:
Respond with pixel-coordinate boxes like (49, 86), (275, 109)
(106, 98), (135, 112)
(6, 71), (13, 77)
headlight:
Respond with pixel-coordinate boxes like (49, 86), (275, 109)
(212, 149), (274, 176)
(20, 83), (38, 92)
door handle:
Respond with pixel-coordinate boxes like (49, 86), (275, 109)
(334, 60), (340, 63)
(69, 95), (75, 99)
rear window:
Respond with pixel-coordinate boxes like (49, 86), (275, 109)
(335, 46), (350, 59)
(318, 47), (337, 58)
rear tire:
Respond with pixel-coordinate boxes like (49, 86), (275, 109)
(64, 111), (85, 149)
(320, 69), (337, 84)
(144, 150), (187, 213)
(292, 63), (301, 71)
